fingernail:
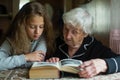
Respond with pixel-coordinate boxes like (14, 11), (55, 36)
(79, 68), (84, 71)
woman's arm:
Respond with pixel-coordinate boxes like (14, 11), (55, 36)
(105, 56), (120, 74)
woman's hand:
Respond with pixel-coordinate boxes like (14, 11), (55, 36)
(25, 50), (45, 62)
(78, 59), (107, 78)
(46, 57), (60, 63)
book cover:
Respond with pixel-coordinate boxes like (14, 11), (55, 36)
(29, 59), (82, 79)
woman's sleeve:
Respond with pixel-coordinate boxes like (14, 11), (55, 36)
(0, 40), (26, 70)
(104, 56), (120, 74)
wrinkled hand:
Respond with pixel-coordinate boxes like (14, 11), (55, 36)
(25, 50), (45, 62)
(46, 57), (60, 63)
(78, 59), (107, 78)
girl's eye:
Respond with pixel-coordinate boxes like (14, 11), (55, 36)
(39, 25), (44, 29)
(29, 25), (35, 29)
(29, 24), (44, 29)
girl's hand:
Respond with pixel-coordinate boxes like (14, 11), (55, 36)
(25, 50), (45, 62)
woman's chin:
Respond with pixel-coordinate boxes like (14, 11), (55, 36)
(68, 44), (80, 49)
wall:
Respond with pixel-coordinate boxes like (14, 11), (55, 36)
(84, 0), (110, 47)
(64, 0), (110, 47)
(111, 0), (120, 29)
(12, 0), (19, 18)
(0, 0), (13, 34)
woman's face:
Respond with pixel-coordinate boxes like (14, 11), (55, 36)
(26, 15), (44, 41)
(63, 23), (87, 48)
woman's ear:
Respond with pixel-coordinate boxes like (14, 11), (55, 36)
(84, 33), (88, 38)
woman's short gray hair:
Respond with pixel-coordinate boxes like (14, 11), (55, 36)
(63, 8), (93, 34)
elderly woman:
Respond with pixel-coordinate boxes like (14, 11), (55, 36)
(47, 8), (120, 78)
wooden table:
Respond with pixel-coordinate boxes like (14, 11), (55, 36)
(0, 68), (120, 80)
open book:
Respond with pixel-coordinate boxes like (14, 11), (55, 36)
(29, 59), (82, 78)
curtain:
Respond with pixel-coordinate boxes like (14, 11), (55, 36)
(110, 0), (120, 54)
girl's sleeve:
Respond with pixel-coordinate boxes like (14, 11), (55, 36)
(34, 36), (47, 53)
(0, 40), (26, 70)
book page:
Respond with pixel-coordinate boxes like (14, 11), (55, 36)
(60, 59), (82, 67)
(32, 62), (59, 68)
(59, 59), (82, 73)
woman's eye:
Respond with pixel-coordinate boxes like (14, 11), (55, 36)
(72, 30), (77, 34)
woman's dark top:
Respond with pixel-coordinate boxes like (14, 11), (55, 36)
(49, 35), (120, 78)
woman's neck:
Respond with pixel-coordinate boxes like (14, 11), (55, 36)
(68, 46), (79, 57)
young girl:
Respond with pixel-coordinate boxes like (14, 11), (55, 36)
(0, 1), (55, 70)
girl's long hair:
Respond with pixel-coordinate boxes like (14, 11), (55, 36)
(6, 1), (55, 55)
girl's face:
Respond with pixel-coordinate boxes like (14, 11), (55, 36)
(63, 23), (87, 48)
(26, 15), (44, 41)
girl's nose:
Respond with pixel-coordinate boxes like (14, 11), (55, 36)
(35, 27), (39, 34)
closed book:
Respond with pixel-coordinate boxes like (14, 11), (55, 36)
(29, 66), (59, 79)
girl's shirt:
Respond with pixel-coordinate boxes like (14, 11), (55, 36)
(0, 36), (46, 70)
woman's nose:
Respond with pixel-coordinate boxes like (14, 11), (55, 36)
(66, 31), (72, 39)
